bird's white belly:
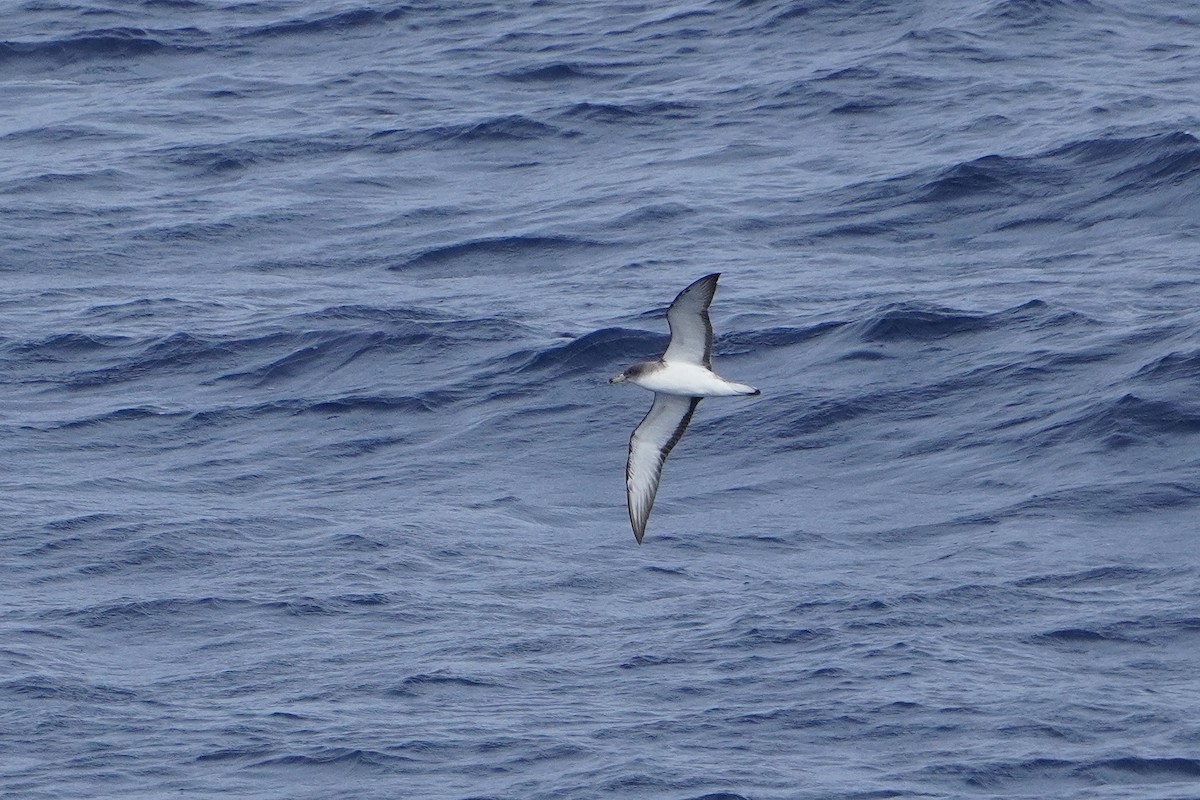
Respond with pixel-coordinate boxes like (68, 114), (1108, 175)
(631, 361), (748, 397)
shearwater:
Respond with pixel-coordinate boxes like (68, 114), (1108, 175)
(610, 273), (760, 544)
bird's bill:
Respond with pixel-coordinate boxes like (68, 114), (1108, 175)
(610, 373), (626, 384)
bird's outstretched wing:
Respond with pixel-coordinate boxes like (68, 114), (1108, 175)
(626, 393), (702, 543)
(662, 272), (719, 368)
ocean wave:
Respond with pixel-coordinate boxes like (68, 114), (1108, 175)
(43, 512), (125, 532)
(5, 331), (130, 358)
(0, 674), (137, 702)
(213, 331), (387, 386)
(610, 201), (696, 226)
(164, 145), (259, 175)
(914, 156), (1033, 205)
(306, 393), (446, 414)
(290, 303), (439, 324)
(1007, 480), (1200, 516)
(980, 0), (1101, 26)
(1032, 393), (1200, 449)
(249, 746), (415, 768)
(47, 331), (228, 388)
(1086, 756), (1200, 782)
(657, 299), (1083, 366)
(1032, 626), (1138, 645)
(1133, 348), (1200, 383)
(0, 27), (197, 63)
(392, 234), (607, 274)
(10, 312), (533, 393)
(0, 124), (128, 145)
(54, 405), (189, 430)
(558, 99), (698, 124)
(371, 114), (568, 150)
(1012, 565), (1166, 588)
(1050, 130), (1200, 195)
(500, 61), (608, 82)
(48, 596), (232, 626)
(721, 320), (845, 350)
(818, 130), (1200, 240)
(237, 7), (405, 39)
(854, 303), (998, 342)
(515, 327), (655, 375)
(153, 130), (367, 175)
(396, 671), (501, 691)
(932, 754), (1200, 791)
(440, 113), (570, 143)
(745, 298), (1096, 429)
(43, 390), (443, 432)
(192, 394), (443, 423)
(720, 623), (832, 649)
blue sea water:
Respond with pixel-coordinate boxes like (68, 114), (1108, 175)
(4, 0), (1200, 797)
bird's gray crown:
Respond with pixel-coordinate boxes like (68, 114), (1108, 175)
(610, 360), (661, 384)
(624, 361), (660, 378)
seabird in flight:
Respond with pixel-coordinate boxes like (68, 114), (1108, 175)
(610, 273), (759, 543)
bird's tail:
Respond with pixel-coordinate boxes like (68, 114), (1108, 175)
(731, 382), (760, 396)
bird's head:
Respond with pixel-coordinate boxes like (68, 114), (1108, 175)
(610, 362), (655, 385)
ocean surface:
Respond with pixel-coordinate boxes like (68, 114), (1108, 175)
(4, 1), (1200, 798)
